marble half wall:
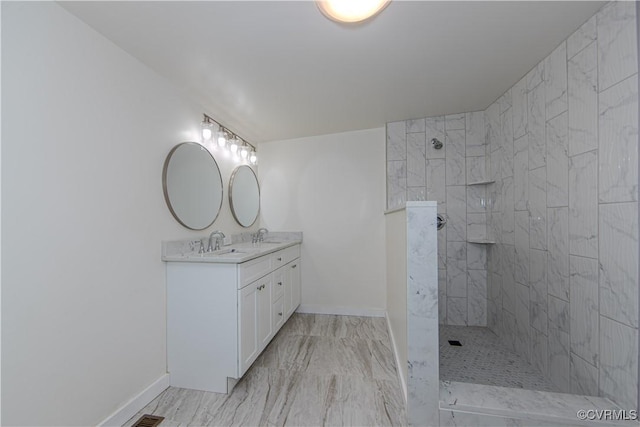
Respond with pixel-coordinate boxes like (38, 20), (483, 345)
(406, 202), (439, 425)
(385, 202), (439, 426)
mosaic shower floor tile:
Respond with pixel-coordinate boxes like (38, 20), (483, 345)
(439, 325), (557, 392)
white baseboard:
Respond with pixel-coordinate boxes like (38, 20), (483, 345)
(296, 304), (386, 317)
(98, 374), (170, 427)
(386, 312), (407, 404)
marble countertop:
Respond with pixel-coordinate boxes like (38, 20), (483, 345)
(162, 232), (302, 264)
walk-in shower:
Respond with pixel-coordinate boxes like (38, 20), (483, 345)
(385, 2), (639, 423)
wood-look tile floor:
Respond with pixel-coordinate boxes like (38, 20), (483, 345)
(125, 314), (407, 427)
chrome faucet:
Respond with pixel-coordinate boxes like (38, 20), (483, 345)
(258, 228), (268, 241)
(207, 231), (225, 252)
(252, 228), (268, 244)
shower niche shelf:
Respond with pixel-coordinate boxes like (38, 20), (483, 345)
(467, 180), (495, 186)
(467, 239), (495, 244)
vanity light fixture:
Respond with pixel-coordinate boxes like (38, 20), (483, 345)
(316, 0), (390, 23)
(201, 113), (258, 165)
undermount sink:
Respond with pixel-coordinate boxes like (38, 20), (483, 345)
(244, 241), (283, 246)
(192, 248), (250, 258)
(164, 240), (295, 263)
(233, 241), (283, 249)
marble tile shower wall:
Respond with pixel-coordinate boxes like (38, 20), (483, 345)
(386, 1), (639, 411)
(486, 1), (639, 410)
(387, 112), (489, 328)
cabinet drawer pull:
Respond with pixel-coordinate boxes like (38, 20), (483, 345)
(258, 284), (265, 290)
(292, 264), (297, 268)
(278, 282), (282, 286)
(277, 257), (282, 261)
(278, 312), (283, 316)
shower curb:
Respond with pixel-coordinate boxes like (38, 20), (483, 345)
(440, 381), (637, 426)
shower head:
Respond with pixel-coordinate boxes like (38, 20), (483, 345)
(432, 138), (443, 149)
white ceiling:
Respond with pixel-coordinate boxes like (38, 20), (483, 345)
(60, 1), (605, 143)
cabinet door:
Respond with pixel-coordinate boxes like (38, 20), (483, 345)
(272, 296), (285, 331)
(256, 276), (273, 350)
(283, 266), (293, 317)
(288, 258), (302, 314)
(272, 267), (285, 301)
(239, 283), (258, 375)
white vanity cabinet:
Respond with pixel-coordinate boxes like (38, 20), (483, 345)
(237, 244), (300, 376)
(166, 242), (301, 394)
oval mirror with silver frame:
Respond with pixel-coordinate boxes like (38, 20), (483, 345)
(162, 142), (223, 230)
(229, 165), (260, 227)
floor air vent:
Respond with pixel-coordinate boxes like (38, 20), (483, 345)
(448, 340), (462, 346)
(132, 415), (164, 427)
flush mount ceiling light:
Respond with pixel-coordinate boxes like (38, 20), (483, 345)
(316, 0), (390, 23)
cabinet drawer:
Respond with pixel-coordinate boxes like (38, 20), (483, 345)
(238, 255), (272, 289)
(272, 245), (301, 269)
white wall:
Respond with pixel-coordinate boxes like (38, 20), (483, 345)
(385, 209), (407, 398)
(259, 128), (387, 315)
(2, 3), (255, 425)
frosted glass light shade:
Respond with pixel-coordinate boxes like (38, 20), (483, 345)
(316, 0), (390, 23)
(201, 121), (213, 140)
(217, 131), (227, 148)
